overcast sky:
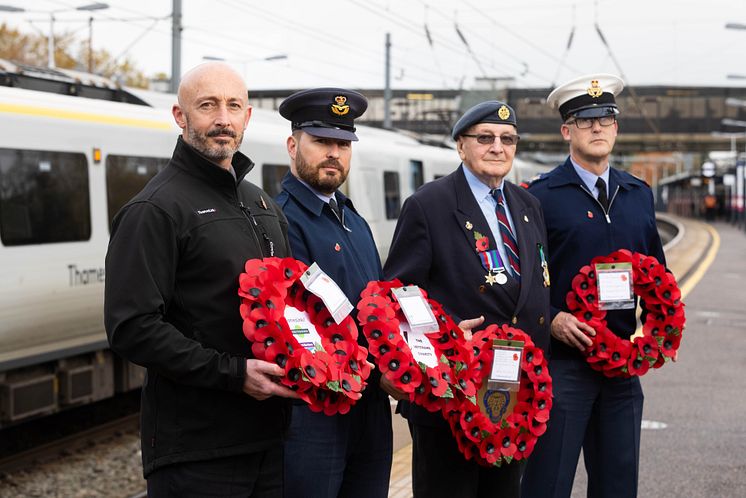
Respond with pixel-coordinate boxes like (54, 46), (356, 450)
(3, 0), (746, 91)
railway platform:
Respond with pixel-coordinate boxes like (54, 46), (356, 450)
(389, 215), (746, 498)
(2, 216), (745, 498)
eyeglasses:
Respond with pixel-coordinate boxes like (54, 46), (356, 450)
(461, 134), (521, 146)
(566, 115), (616, 129)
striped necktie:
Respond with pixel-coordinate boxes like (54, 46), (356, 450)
(491, 188), (521, 280)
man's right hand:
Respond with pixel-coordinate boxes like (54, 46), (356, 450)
(243, 359), (299, 400)
(550, 311), (596, 351)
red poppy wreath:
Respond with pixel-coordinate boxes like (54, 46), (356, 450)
(356, 279), (469, 414)
(566, 249), (685, 378)
(357, 281), (552, 467)
(238, 257), (370, 415)
(446, 324), (552, 467)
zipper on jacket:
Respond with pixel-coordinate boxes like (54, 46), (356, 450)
(580, 184), (619, 224)
(239, 201), (274, 257)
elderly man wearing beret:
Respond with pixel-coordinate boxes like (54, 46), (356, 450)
(384, 101), (552, 498)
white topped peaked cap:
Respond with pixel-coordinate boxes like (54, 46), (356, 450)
(547, 74), (624, 121)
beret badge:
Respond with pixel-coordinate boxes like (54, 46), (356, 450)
(497, 105), (511, 121)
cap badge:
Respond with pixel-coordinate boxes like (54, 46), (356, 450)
(497, 105), (511, 120)
(587, 80), (603, 98)
(331, 95), (350, 116)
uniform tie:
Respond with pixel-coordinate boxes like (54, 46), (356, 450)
(329, 197), (342, 222)
(595, 177), (609, 211)
(490, 188), (521, 280)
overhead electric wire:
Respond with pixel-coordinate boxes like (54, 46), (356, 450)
(418, 0), (555, 85)
(347, 0), (531, 84)
(453, 22), (488, 78)
(218, 0), (444, 86)
(594, 22), (660, 135)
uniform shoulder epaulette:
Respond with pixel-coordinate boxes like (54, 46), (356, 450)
(521, 173), (546, 189)
(626, 170), (651, 188)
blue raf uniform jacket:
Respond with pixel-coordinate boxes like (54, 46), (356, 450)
(528, 157), (665, 360)
(275, 171), (383, 319)
(384, 165), (551, 428)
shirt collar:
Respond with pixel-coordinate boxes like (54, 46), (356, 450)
(296, 177), (334, 203)
(570, 156), (609, 193)
(462, 163), (505, 202)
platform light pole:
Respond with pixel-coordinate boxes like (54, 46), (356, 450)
(0, 2), (109, 69)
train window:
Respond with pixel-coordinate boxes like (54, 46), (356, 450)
(0, 148), (90, 246)
(106, 155), (169, 228)
(262, 164), (289, 198)
(383, 171), (401, 220)
(410, 160), (424, 192)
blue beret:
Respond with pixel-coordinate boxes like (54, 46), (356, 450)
(451, 100), (517, 140)
(279, 87), (368, 141)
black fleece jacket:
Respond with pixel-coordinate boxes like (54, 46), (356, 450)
(105, 137), (292, 477)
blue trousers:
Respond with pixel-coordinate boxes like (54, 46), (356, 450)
(146, 446), (283, 498)
(521, 358), (643, 498)
(283, 388), (393, 498)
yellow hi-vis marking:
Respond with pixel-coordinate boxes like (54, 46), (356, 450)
(0, 102), (173, 130)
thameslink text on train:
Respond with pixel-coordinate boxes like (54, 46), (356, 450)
(68, 264), (106, 286)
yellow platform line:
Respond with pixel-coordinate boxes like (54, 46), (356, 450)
(678, 223), (720, 299)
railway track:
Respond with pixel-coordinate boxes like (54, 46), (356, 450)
(0, 413), (139, 476)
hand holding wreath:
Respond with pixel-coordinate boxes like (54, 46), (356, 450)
(239, 257), (370, 415)
(566, 249), (685, 378)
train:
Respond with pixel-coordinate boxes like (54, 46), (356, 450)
(0, 62), (550, 426)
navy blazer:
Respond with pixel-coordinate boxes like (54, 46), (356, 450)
(528, 157), (665, 360)
(384, 165), (551, 427)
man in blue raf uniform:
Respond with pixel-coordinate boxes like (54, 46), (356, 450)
(275, 88), (392, 498)
(384, 101), (551, 498)
(522, 74), (665, 498)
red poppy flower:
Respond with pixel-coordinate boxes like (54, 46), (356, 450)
(330, 340), (356, 367)
(329, 393), (354, 416)
(276, 258), (306, 287)
(351, 346), (372, 379)
(356, 295), (389, 320)
(479, 435), (502, 465)
(642, 315), (668, 337)
(475, 236), (489, 252)
(424, 366), (449, 397)
(514, 431), (538, 460)
(454, 368), (478, 397)
(460, 409), (486, 443)
(264, 340), (291, 370)
(299, 350), (329, 386)
(604, 341), (633, 370)
(627, 354), (650, 376)
(379, 350), (410, 376)
(339, 372), (363, 400)
(527, 362), (548, 384)
(660, 332), (682, 358)
(634, 335), (659, 361)
(528, 418), (547, 437)
(499, 427), (518, 458)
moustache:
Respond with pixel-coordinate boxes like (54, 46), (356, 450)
(318, 159), (343, 171)
(207, 128), (237, 138)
